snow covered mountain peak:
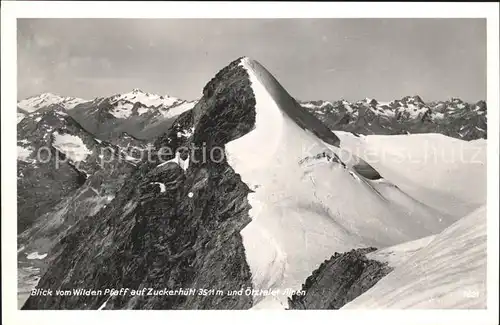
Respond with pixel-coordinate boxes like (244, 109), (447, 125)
(108, 89), (182, 108)
(239, 57), (341, 147)
(38, 92), (58, 99)
(18, 93), (87, 113)
(358, 97), (378, 106)
(400, 95), (425, 105)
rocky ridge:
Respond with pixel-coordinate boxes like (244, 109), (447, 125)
(287, 248), (392, 309)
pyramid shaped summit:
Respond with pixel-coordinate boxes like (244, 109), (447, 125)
(20, 56), (486, 311)
(238, 57), (341, 146)
(193, 57), (340, 153)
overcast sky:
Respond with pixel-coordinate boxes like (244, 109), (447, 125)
(17, 18), (486, 102)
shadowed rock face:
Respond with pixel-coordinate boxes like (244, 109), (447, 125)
(22, 57), (256, 310)
(287, 248), (393, 310)
(17, 105), (145, 308)
(17, 150), (83, 233)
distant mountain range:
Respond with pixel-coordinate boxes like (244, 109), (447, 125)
(17, 90), (198, 141)
(18, 91), (487, 143)
(299, 96), (487, 141)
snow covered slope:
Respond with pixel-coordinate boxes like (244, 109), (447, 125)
(160, 100), (197, 119)
(226, 58), (461, 308)
(334, 131), (486, 218)
(17, 93), (87, 113)
(344, 205), (487, 309)
(52, 132), (93, 162)
(364, 234), (435, 268)
(17, 112), (26, 123)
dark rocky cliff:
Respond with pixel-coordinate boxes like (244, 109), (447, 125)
(287, 248), (393, 310)
(22, 57), (257, 310)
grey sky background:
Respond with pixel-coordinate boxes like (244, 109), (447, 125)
(17, 18), (486, 102)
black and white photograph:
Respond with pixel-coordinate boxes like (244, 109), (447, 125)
(1, 2), (499, 324)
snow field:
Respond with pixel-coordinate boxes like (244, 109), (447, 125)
(226, 58), (458, 309)
(344, 205), (486, 309)
(52, 132), (92, 162)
